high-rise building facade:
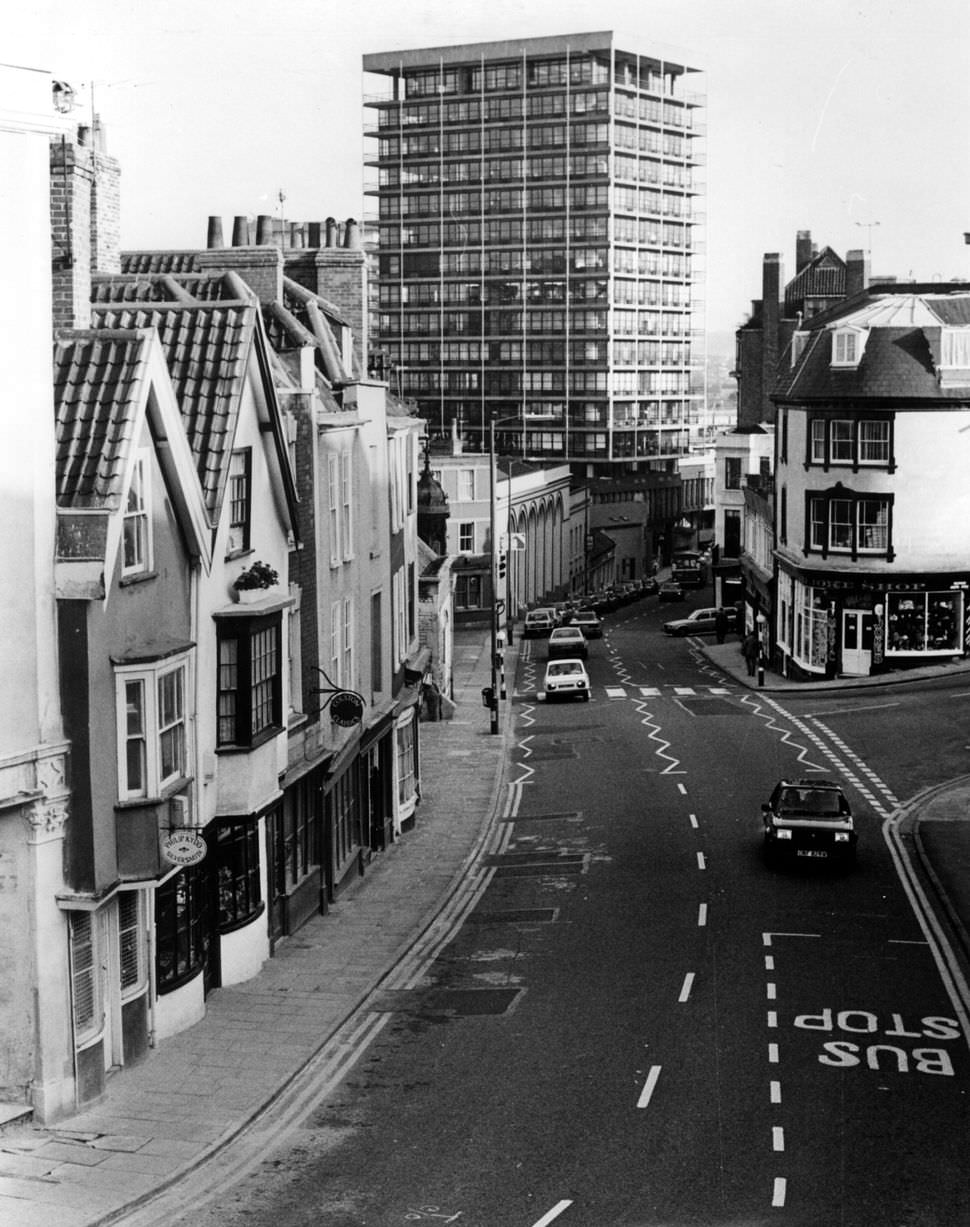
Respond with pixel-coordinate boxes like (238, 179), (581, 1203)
(363, 32), (705, 471)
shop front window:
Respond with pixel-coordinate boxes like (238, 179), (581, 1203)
(886, 591), (961, 655)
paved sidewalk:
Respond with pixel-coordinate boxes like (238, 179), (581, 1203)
(0, 629), (514, 1227)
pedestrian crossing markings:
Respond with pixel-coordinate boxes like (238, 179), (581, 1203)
(605, 685), (733, 699)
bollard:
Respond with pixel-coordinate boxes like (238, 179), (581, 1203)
(757, 658), (765, 688)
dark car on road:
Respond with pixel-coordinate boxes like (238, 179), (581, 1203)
(547, 626), (589, 660)
(762, 779), (857, 866)
(570, 610), (603, 639)
(657, 579), (685, 603)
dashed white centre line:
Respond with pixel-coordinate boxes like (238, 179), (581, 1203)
(767, 1010), (778, 1028)
(637, 1064), (662, 1108)
(688, 812), (699, 828)
(770, 1080), (782, 1104)
(696, 851), (706, 870)
(678, 972), (695, 1003)
(697, 903), (708, 926)
(768, 1043), (780, 1064)
(772, 1177), (787, 1207)
(772, 1126), (785, 1151)
(677, 782), (687, 795)
(766, 982), (777, 1000)
(764, 955), (775, 971)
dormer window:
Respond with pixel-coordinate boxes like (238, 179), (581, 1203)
(939, 327), (970, 388)
(831, 327), (866, 368)
(791, 331), (809, 367)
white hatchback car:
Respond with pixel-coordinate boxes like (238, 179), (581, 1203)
(542, 658), (590, 702)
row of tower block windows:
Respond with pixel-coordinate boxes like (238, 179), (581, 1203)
(382, 216), (690, 247)
(381, 251), (691, 283)
(393, 339), (691, 364)
(377, 91), (690, 129)
(395, 56), (686, 100)
(398, 369), (693, 394)
(377, 162), (693, 203)
(378, 308), (692, 338)
(379, 124), (691, 159)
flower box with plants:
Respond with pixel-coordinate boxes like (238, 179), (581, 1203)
(232, 560), (280, 603)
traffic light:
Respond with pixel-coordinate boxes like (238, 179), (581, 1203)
(497, 551), (507, 581)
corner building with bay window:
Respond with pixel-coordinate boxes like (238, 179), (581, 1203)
(771, 285), (970, 680)
(363, 32), (705, 471)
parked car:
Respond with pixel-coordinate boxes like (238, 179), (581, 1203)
(523, 608), (556, 638)
(547, 626), (588, 660)
(761, 779), (857, 866)
(663, 606), (736, 637)
(657, 579), (685, 602)
(639, 576), (659, 595)
(570, 610), (603, 639)
(541, 658), (591, 702)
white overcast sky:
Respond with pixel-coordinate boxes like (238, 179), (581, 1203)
(12, 0), (970, 336)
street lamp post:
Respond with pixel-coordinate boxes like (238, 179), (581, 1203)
(488, 416), (500, 735)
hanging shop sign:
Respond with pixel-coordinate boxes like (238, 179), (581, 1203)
(162, 830), (207, 867)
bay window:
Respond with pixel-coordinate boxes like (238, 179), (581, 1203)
(116, 657), (189, 800)
(217, 614), (283, 748)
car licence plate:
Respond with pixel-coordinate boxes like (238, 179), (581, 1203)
(796, 849), (828, 858)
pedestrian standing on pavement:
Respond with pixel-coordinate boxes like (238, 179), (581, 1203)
(742, 630), (759, 676)
(715, 608), (728, 644)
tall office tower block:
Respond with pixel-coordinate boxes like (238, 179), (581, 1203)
(363, 32), (705, 471)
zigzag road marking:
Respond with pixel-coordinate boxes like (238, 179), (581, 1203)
(632, 697), (684, 775)
(742, 693), (827, 775)
(753, 695), (894, 818)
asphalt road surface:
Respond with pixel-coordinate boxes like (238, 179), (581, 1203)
(165, 596), (970, 1227)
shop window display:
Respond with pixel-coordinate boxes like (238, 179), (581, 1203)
(886, 592), (960, 654)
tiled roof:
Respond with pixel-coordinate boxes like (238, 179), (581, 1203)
(785, 248), (845, 310)
(91, 302), (256, 519)
(93, 272), (246, 306)
(121, 251), (201, 276)
(53, 329), (152, 509)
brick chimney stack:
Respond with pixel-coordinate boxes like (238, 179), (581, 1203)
(50, 119), (121, 328)
(314, 217), (367, 375)
(760, 252), (782, 422)
(845, 248), (869, 298)
(795, 230), (814, 274)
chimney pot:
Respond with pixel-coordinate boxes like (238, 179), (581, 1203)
(232, 215), (249, 246)
(308, 221), (322, 247)
(256, 214), (274, 245)
(343, 218), (360, 249)
(206, 216), (225, 249)
(325, 217), (337, 248)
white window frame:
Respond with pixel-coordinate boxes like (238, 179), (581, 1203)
(328, 454), (340, 567)
(115, 657), (189, 800)
(810, 419), (826, 463)
(122, 451), (152, 576)
(342, 596), (354, 687)
(458, 467), (475, 501)
(340, 452), (354, 560)
(858, 420), (890, 465)
(458, 522), (475, 552)
(832, 327), (865, 367)
(330, 601), (341, 685)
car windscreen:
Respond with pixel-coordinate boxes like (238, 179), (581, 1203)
(777, 789), (847, 817)
(547, 663), (581, 676)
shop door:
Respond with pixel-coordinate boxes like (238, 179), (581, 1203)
(842, 610), (871, 675)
